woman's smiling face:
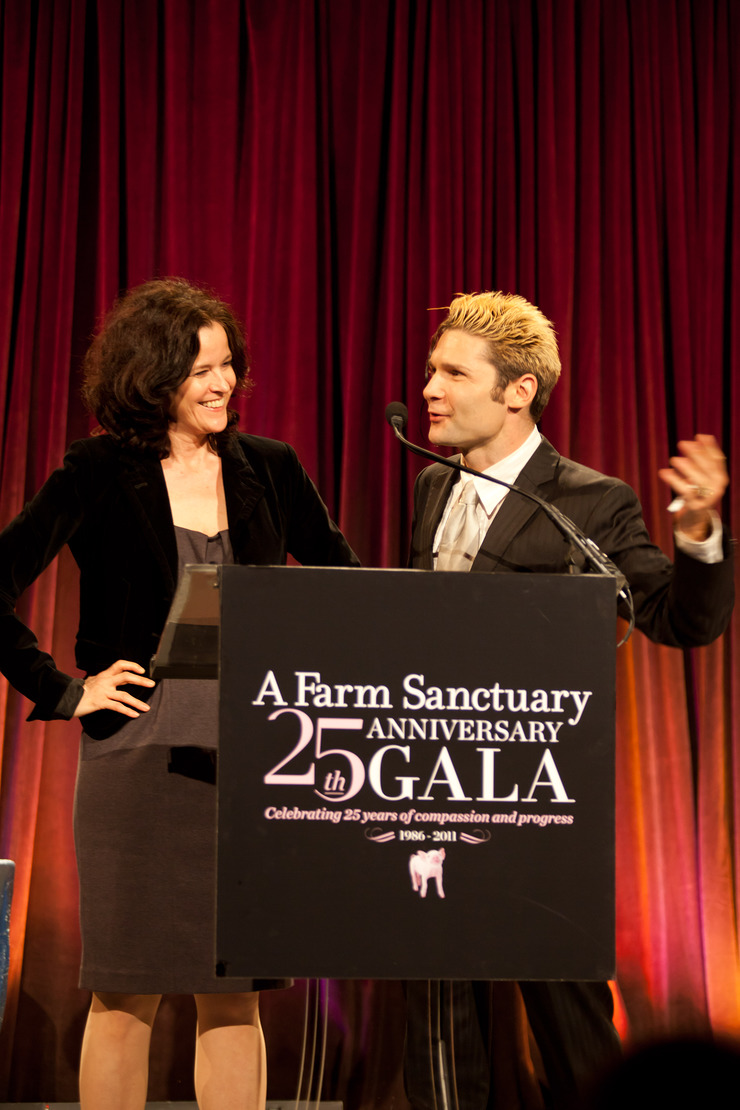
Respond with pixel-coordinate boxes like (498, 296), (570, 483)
(169, 322), (237, 440)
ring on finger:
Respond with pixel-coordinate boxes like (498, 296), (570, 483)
(692, 485), (714, 498)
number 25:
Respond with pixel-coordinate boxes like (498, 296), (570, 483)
(263, 708), (365, 802)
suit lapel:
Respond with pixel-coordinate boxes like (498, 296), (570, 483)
(472, 438), (560, 571)
(416, 464), (458, 569)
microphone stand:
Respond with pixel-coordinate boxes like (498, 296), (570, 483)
(386, 404), (635, 644)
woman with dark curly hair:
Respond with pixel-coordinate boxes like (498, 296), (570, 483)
(0, 277), (359, 1109)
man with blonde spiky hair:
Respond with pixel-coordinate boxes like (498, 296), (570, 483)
(404, 290), (733, 1108)
(427, 290), (562, 424)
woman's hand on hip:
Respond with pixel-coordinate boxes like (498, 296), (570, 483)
(73, 660), (156, 718)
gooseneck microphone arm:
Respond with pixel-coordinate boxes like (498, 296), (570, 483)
(385, 401), (635, 643)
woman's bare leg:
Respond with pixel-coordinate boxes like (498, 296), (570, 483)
(79, 991), (161, 1110)
(194, 991), (265, 1110)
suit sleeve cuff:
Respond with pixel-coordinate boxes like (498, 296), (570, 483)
(674, 511), (723, 564)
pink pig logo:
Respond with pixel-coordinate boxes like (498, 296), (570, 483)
(409, 848), (446, 899)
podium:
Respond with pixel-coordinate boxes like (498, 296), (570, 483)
(154, 564), (616, 983)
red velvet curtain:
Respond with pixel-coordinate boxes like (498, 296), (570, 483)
(0, 0), (738, 1101)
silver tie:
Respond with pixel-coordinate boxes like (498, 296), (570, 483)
(436, 482), (480, 571)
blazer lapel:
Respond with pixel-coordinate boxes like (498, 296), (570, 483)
(220, 436), (267, 560)
(119, 451), (179, 591)
(472, 438), (560, 572)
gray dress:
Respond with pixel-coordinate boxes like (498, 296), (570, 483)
(74, 528), (289, 994)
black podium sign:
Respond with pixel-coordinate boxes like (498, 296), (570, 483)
(216, 566), (616, 981)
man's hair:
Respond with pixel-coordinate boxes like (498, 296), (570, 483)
(428, 291), (561, 423)
(82, 277), (252, 455)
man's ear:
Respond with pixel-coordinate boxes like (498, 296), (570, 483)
(506, 373), (538, 413)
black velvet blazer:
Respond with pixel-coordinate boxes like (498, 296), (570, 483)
(0, 432), (359, 737)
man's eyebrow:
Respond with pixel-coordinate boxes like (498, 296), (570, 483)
(431, 357), (469, 372)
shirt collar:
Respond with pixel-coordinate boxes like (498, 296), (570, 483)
(459, 426), (542, 515)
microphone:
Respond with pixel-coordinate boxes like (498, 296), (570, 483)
(385, 399), (634, 639)
(385, 401), (408, 432)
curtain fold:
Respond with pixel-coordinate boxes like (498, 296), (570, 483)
(0, 0), (737, 1101)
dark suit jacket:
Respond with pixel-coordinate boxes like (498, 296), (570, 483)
(0, 432), (358, 736)
(409, 437), (734, 647)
